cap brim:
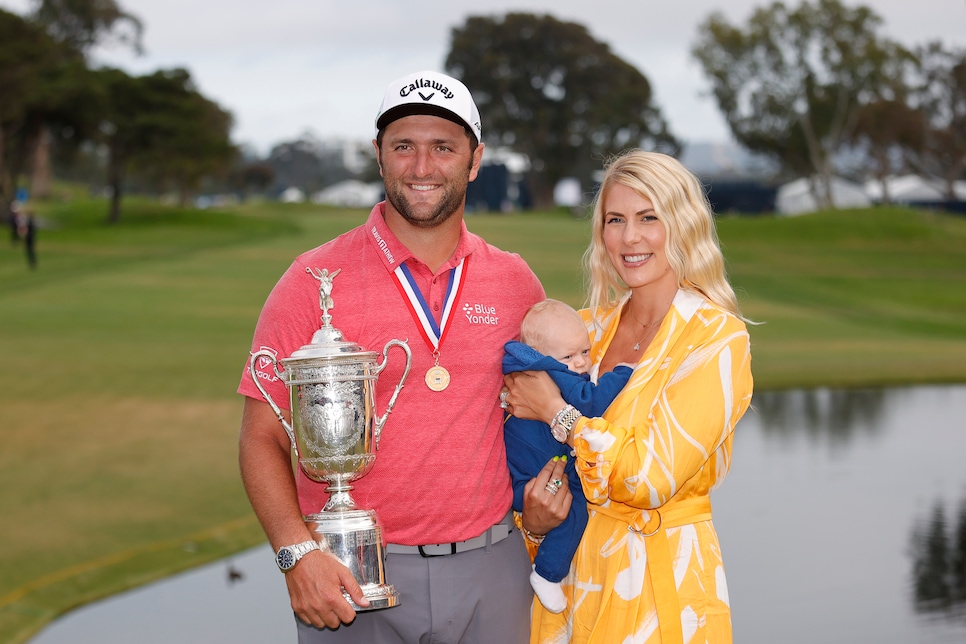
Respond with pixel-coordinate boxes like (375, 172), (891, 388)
(376, 104), (475, 139)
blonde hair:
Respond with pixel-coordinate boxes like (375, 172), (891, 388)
(583, 149), (743, 318)
(519, 299), (584, 354)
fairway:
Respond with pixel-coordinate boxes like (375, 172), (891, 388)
(1, 198), (965, 643)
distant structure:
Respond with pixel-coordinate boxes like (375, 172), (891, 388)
(865, 175), (966, 213)
(311, 180), (383, 207)
(465, 148), (531, 212)
(682, 141), (778, 215)
(704, 179), (777, 215)
(279, 186), (306, 203)
(776, 177), (870, 216)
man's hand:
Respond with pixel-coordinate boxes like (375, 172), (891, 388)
(521, 456), (571, 536)
(284, 550), (369, 629)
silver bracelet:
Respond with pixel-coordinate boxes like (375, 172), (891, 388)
(549, 406), (570, 431)
(550, 404), (581, 443)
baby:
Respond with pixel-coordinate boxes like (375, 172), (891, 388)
(503, 299), (633, 613)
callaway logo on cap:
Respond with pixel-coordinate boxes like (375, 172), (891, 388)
(375, 70), (482, 142)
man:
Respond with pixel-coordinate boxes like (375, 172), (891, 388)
(20, 211), (37, 269)
(8, 200), (22, 245)
(237, 70), (569, 642)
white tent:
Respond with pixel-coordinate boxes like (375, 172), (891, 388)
(311, 180), (382, 207)
(279, 186), (306, 203)
(776, 176), (870, 216)
(553, 178), (582, 207)
(865, 175), (966, 203)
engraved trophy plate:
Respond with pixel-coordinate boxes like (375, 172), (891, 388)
(250, 267), (411, 611)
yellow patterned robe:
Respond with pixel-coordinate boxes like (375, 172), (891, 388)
(528, 289), (753, 644)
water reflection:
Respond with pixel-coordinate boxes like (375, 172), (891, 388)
(29, 543), (293, 644)
(715, 384), (966, 644)
(753, 387), (887, 444)
(911, 496), (966, 615)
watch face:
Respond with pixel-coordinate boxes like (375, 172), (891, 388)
(276, 548), (295, 570)
(551, 424), (568, 443)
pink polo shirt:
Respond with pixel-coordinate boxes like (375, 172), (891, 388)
(239, 204), (545, 545)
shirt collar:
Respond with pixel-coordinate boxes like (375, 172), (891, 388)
(364, 202), (479, 275)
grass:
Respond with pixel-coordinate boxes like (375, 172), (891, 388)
(1, 196), (965, 642)
(719, 208), (966, 387)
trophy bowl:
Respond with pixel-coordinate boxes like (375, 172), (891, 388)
(249, 268), (411, 610)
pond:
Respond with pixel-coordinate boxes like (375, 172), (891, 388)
(31, 385), (966, 643)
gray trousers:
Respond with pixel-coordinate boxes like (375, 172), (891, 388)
(295, 525), (533, 643)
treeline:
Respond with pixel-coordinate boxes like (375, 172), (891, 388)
(692, 0), (966, 208)
(0, 1), (241, 222)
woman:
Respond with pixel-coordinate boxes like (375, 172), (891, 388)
(505, 150), (753, 643)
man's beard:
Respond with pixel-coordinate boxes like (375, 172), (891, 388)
(383, 170), (470, 229)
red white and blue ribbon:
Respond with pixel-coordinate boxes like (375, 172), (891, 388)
(391, 256), (468, 356)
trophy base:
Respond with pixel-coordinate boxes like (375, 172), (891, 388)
(306, 508), (399, 612)
(342, 583), (400, 611)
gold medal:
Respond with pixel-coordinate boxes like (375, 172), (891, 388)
(390, 258), (466, 394)
(425, 365), (451, 392)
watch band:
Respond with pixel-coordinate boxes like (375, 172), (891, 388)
(550, 404), (581, 443)
(276, 539), (322, 572)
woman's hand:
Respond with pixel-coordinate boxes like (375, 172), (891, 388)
(503, 371), (566, 424)
(521, 456), (571, 535)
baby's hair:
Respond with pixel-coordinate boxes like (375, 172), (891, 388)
(519, 299), (583, 355)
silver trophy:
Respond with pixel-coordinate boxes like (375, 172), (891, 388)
(249, 267), (411, 610)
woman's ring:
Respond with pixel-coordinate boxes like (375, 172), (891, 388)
(544, 480), (560, 495)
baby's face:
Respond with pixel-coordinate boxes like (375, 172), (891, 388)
(548, 321), (592, 374)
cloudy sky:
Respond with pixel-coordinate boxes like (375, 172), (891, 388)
(2, 0), (964, 155)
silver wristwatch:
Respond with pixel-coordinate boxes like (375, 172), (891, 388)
(550, 405), (582, 443)
(275, 539), (322, 572)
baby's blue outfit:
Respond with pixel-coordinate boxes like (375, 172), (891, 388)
(502, 340), (632, 583)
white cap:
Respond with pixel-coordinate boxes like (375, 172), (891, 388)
(375, 70), (482, 142)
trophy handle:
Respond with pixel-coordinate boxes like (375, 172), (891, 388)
(248, 350), (298, 452)
(372, 339), (412, 449)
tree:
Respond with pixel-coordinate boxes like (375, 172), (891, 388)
(97, 67), (153, 222)
(446, 13), (678, 207)
(23, 0), (142, 198)
(265, 135), (359, 195)
(692, 0), (911, 209)
(141, 86), (236, 206)
(96, 67), (235, 222)
(850, 98), (925, 203)
(266, 138), (328, 195)
(29, 0), (143, 58)
(908, 42), (966, 200)
(229, 160), (275, 201)
(847, 48), (923, 203)
(0, 8), (88, 206)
